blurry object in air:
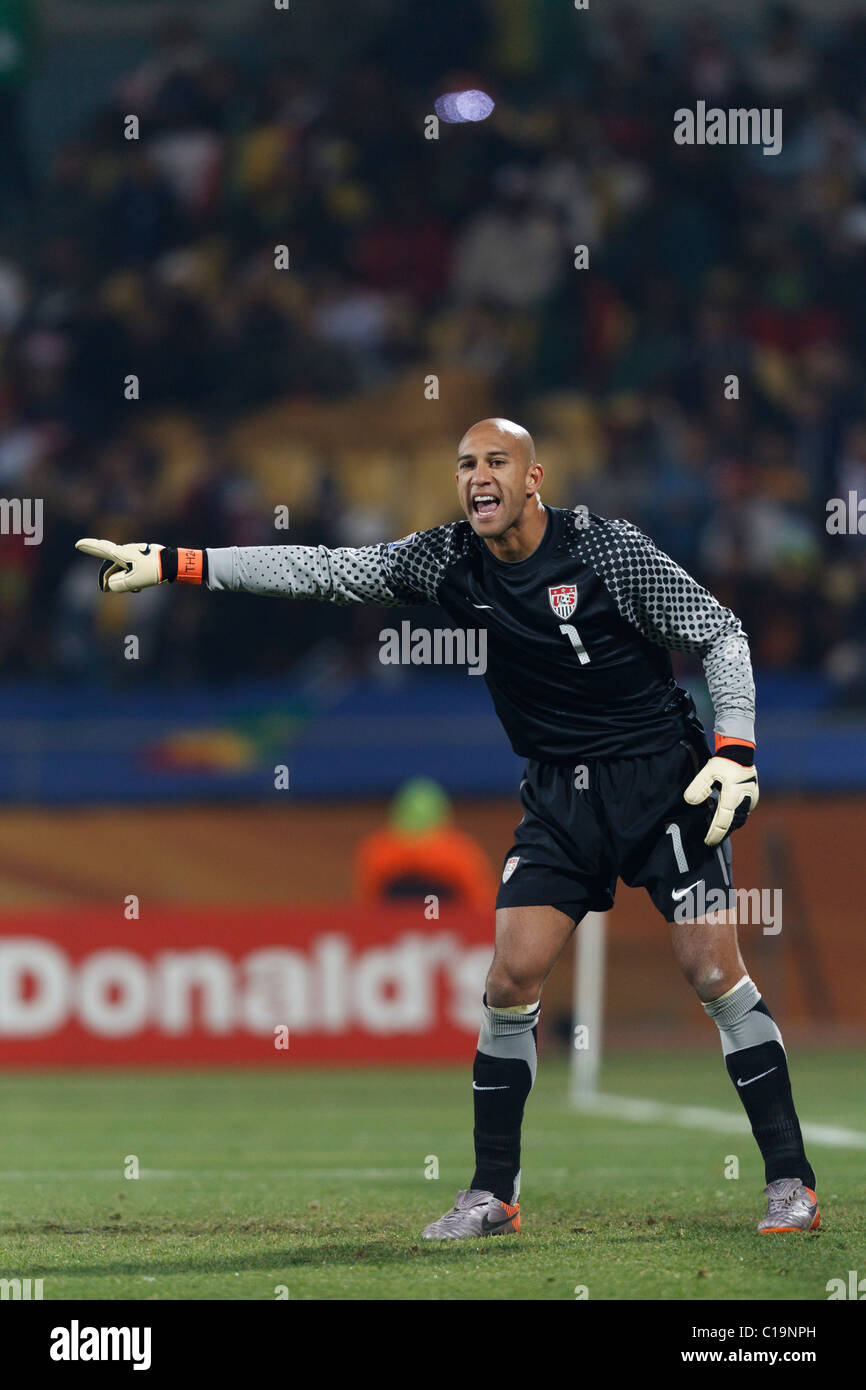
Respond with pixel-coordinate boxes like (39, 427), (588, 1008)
(434, 89), (495, 124)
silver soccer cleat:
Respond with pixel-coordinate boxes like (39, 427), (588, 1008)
(422, 1189), (520, 1240)
(757, 1178), (820, 1233)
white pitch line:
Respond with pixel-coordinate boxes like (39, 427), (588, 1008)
(139, 1168), (416, 1181)
(0, 1167), (425, 1182)
(574, 1092), (866, 1150)
(0, 1165), (578, 1183)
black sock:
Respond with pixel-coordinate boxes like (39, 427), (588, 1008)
(725, 1032), (816, 1188)
(471, 1040), (535, 1203)
(705, 980), (815, 1189)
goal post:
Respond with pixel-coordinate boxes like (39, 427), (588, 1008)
(569, 910), (608, 1105)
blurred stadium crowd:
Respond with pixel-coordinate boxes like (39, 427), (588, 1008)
(0, 2), (864, 698)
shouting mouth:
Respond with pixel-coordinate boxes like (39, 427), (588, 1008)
(472, 493), (501, 519)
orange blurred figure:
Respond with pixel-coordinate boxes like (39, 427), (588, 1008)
(355, 777), (496, 911)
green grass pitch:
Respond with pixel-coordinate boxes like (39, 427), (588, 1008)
(1, 1051), (863, 1300)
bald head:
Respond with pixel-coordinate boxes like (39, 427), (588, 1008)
(458, 417), (536, 467)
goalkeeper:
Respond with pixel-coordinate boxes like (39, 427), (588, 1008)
(76, 417), (818, 1239)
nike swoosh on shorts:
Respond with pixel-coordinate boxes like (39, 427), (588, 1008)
(671, 880), (702, 900)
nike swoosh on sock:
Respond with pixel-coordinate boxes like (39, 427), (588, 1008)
(737, 1066), (778, 1087)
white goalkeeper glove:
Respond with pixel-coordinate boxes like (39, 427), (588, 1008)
(76, 540), (204, 591)
(684, 752), (759, 847)
(76, 539), (166, 593)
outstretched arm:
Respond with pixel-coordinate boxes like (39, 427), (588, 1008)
(75, 527), (456, 605)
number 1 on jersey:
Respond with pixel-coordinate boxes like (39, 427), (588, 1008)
(559, 623), (590, 665)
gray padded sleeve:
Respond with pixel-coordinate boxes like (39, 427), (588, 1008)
(205, 523), (460, 607)
(578, 517), (756, 743)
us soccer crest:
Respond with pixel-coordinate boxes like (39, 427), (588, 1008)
(548, 584), (578, 621)
(502, 855), (520, 883)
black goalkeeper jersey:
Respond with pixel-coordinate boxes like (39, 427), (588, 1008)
(206, 506), (755, 763)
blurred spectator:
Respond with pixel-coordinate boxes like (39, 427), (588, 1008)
(355, 777), (496, 911)
(452, 169), (564, 310)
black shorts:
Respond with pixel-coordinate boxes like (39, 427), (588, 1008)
(496, 738), (734, 924)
